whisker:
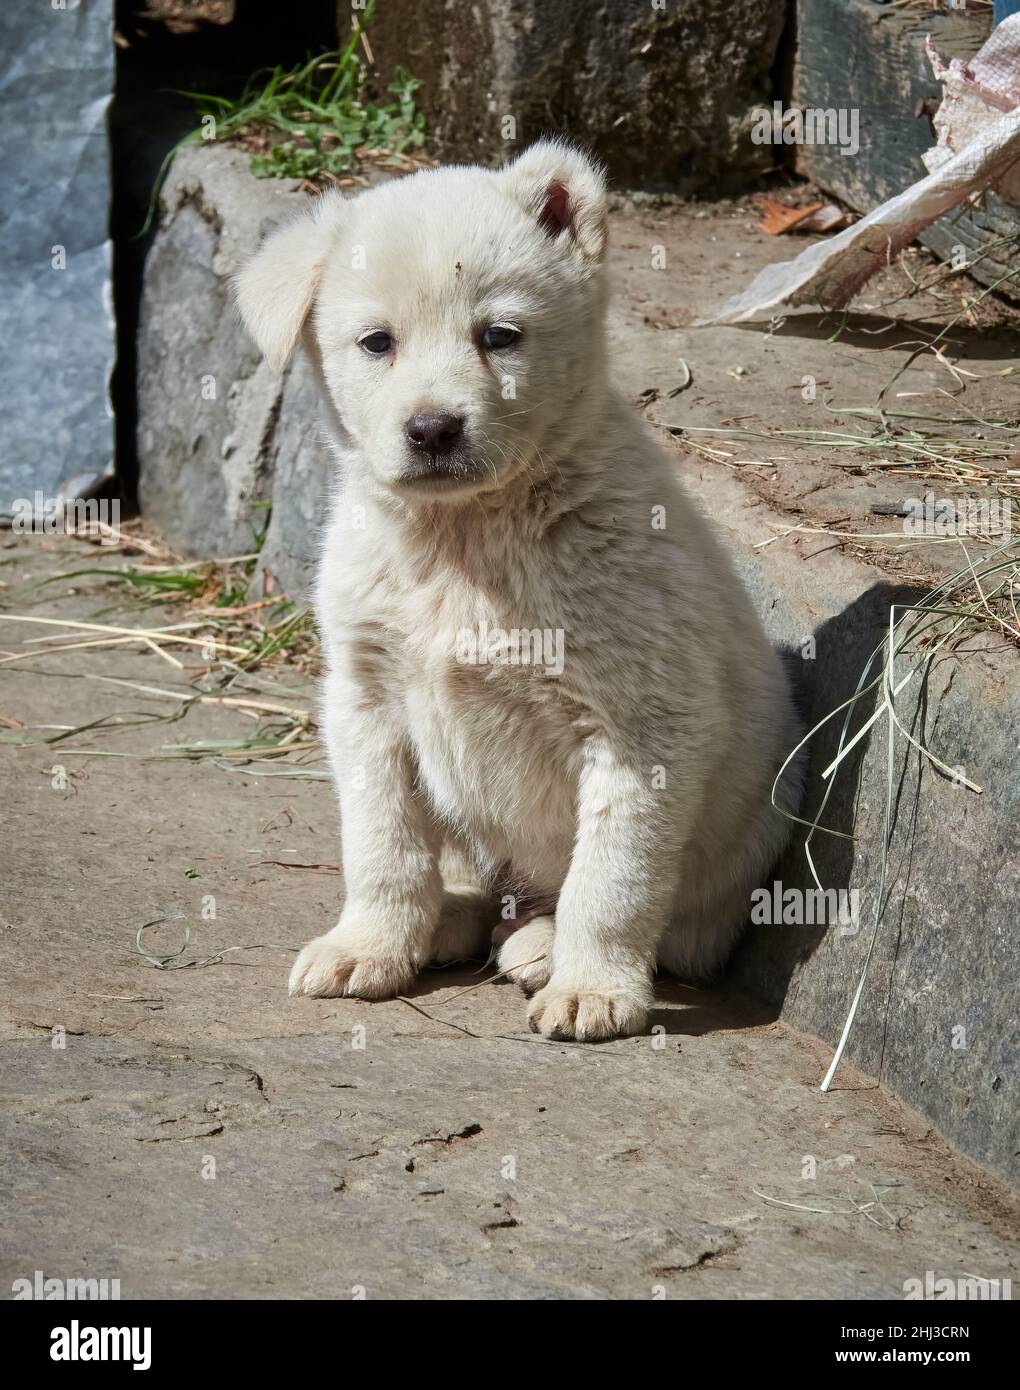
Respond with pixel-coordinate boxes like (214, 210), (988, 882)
(490, 400), (550, 424)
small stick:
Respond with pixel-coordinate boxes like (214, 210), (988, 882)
(193, 597), (286, 617)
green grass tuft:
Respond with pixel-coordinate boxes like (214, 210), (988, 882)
(139, 0), (425, 236)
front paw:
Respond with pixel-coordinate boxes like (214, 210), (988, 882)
(526, 983), (649, 1041)
(288, 930), (418, 1000)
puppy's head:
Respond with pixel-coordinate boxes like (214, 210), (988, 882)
(236, 140), (608, 502)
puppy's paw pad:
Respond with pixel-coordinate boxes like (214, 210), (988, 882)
(495, 915), (554, 996)
(526, 986), (647, 1041)
(288, 936), (415, 1000)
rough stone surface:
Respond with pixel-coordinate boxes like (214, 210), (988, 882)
(0, 0), (115, 502)
(366, 0), (786, 189)
(136, 145), (337, 604)
(1, 545), (1017, 1297)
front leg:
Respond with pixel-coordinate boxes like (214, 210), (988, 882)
(527, 732), (682, 1041)
(289, 667), (442, 999)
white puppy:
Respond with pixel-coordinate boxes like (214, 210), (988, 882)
(236, 140), (802, 1041)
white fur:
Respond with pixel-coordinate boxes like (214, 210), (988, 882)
(236, 140), (802, 1041)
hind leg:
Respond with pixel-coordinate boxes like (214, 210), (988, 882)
(495, 914), (555, 995)
(657, 878), (753, 981)
(429, 886), (498, 963)
(428, 838), (497, 964)
(659, 784), (799, 980)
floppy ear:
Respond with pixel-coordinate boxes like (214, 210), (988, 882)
(501, 139), (608, 266)
(234, 191), (347, 372)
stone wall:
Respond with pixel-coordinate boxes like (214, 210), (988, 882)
(364, 0), (787, 190)
(136, 145), (331, 603)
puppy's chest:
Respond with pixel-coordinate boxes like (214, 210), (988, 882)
(397, 586), (583, 822)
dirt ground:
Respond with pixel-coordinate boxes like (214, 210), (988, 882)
(2, 198), (1018, 1299)
(607, 189), (1020, 591)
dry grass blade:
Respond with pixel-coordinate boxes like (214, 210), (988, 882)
(0, 614), (250, 656)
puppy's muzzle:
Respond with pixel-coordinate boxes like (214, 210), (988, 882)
(405, 411), (464, 457)
(397, 410), (484, 489)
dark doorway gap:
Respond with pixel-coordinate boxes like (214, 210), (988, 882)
(109, 0), (338, 509)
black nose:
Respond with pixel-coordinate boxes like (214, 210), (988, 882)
(405, 411), (464, 455)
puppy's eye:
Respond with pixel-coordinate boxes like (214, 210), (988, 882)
(481, 324), (521, 351)
(359, 331), (393, 355)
